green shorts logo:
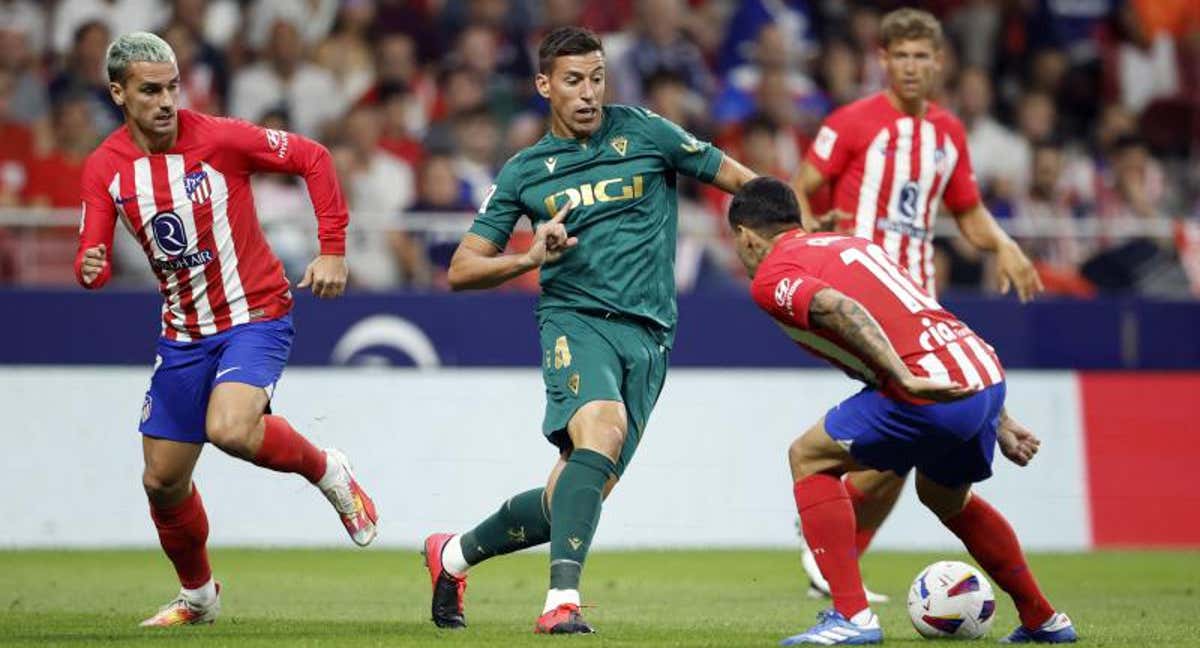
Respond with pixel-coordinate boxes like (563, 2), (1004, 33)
(554, 336), (572, 369)
(568, 372), (580, 396)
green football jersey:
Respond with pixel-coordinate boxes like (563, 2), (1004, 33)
(468, 105), (724, 341)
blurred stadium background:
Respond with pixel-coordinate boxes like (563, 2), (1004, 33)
(0, 0), (1198, 644)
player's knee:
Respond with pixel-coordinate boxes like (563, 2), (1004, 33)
(142, 470), (188, 504)
(586, 423), (625, 459)
(916, 478), (969, 520)
(788, 436), (817, 476)
(205, 414), (255, 456)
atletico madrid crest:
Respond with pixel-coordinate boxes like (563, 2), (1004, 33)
(185, 169), (211, 205)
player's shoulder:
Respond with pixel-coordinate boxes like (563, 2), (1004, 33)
(606, 104), (651, 123)
(825, 92), (891, 124)
(84, 127), (132, 174)
(925, 101), (968, 135)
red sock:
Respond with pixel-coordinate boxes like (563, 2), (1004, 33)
(150, 485), (212, 589)
(794, 474), (868, 619)
(943, 495), (1054, 629)
(842, 479), (878, 557)
(254, 415), (327, 483)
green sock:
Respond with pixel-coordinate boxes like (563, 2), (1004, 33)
(460, 488), (552, 566)
(549, 448), (615, 590)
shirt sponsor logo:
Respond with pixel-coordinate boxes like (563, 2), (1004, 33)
(541, 175), (644, 216)
(775, 276), (803, 316)
(152, 249), (213, 271)
(150, 210), (188, 256)
(813, 125), (838, 160)
(265, 128), (289, 159)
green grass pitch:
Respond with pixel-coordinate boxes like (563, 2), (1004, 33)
(2, 549), (1198, 646)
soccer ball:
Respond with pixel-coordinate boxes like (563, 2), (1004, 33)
(907, 560), (997, 639)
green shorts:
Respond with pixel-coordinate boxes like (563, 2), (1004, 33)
(538, 309), (670, 477)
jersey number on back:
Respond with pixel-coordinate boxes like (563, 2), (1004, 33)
(839, 244), (940, 313)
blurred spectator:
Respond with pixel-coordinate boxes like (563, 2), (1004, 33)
(716, 0), (817, 75)
(229, 20), (344, 137)
(172, 0), (241, 49)
(423, 66), (487, 153)
(160, 22), (221, 114)
(814, 38), (863, 111)
(358, 33), (437, 136)
(1083, 134), (1181, 293)
(163, 0), (232, 112)
(945, 0), (1002, 70)
(643, 70), (693, 130)
(611, 0), (714, 106)
(1011, 139), (1095, 297)
(246, 0), (338, 53)
(1113, 9), (1180, 114)
(336, 104), (426, 289)
(252, 110), (315, 279)
(958, 67), (1025, 202)
(445, 24), (521, 122)
(450, 106), (500, 207)
(409, 153), (479, 284)
(0, 69), (33, 206)
(23, 93), (98, 207)
(48, 21), (121, 136)
(0, 14), (50, 125)
(713, 21), (823, 128)
(52, 0), (164, 56)
(377, 84), (426, 168)
(314, 0), (376, 106)
(0, 0), (46, 59)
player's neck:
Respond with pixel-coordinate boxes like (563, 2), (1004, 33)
(128, 120), (178, 154)
(884, 88), (927, 117)
(548, 112), (602, 143)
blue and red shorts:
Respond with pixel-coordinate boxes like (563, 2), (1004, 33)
(139, 315), (294, 444)
(823, 382), (1006, 487)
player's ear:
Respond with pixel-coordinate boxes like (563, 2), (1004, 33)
(109, 81), (125, 107)
(535, 73), (551, 99)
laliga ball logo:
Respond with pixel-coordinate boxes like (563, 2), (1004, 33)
(907, 560), (997, 639)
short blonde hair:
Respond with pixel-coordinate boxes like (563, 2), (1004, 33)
(106, 32), (176, 83)
(879, 8), (944, 50)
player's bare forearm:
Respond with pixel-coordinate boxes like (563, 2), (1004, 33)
(809, 287), (909, 383)
(793, 163), (834, 231)
(447, 234), (538, 291)
(710, 154), (757, 194)
(954, 203), (1043, 301)
(953, 203), (1012, 253)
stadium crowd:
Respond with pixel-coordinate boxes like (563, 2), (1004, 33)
(1, 0), (1199, 296)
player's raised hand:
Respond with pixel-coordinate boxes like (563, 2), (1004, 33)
(996, 241), (1044, 303)
(898, 374), (979, 402)
(525, 201), (578, 267)
(80, 244), (107, 285)
(997, 412), (1041, 466)
(298, 254), (348, 298)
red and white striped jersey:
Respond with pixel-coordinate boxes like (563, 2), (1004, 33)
(751, 231), (1003, 404)
(75, 109), (348, 340)
(805, 92), (981, 293)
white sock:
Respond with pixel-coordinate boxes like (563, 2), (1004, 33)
(543, 588), (580, 614)
(316, 450), (341, 490)
(182, 579), (217, 605)
(849, 608), (878, 628)
(440, 534), (470, 577)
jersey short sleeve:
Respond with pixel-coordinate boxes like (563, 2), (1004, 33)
(633, 107), (724, 182)
(805, 106), (856, 181)
(468, 158), (525, 250)
(750, 259), (831, 331)
(941, 122), (981, 213)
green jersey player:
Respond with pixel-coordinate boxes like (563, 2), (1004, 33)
(421, 26), (756, 634)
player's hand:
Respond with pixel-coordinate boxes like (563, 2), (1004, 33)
(996, 241), (1043, 303)
(898, 374), (979, 402)
(80, 244), (107, 285)
(524, 201), (578, 268)
(997, 412), (1040, 467)
(811, 210), (845, 233)
(298, 254), (348, 298)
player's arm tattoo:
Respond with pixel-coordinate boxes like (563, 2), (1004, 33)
(808, 287), (911, 383)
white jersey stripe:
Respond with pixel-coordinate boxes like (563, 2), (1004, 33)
(966, 335), (1003, 384)
(134, 157), (190, 342)
(166, 155), (217, 336)
(947, 341), (983, 387)
(204, 163), (249, 326)
(909, 120), (937, 285)
(855, 130), (890, 241)
(918, 352), (950, 382)
(883, 118), (913, 261)
(781, 324), (881, 385)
